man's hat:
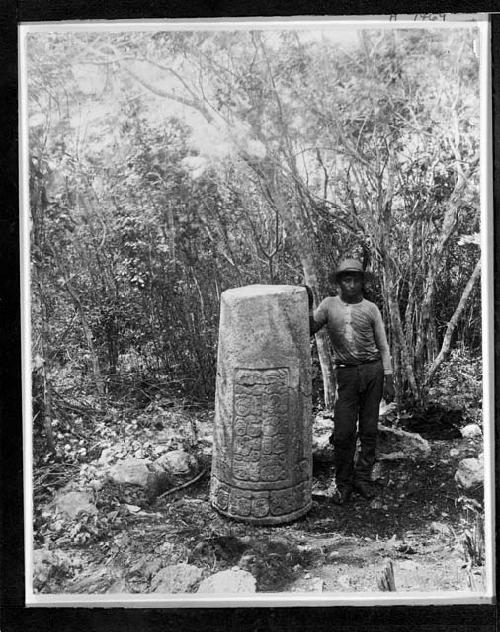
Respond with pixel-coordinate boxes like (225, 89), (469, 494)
(335, 258), (364, 280)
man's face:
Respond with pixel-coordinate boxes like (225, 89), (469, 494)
(338, 273), (363, 300)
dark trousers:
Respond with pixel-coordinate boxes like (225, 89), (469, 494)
(333, 360), (384, 491)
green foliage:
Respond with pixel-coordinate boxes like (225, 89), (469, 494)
(427, 348), (482, 423)
(28, 26), (482, 431)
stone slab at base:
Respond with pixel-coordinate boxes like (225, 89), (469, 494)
(214, 502), (313, 526)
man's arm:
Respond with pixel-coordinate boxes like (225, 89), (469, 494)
(303, 285), (325, 336)
(372, 305), (395, 402)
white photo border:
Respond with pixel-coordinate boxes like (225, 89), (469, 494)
(19, 13), (495, 608)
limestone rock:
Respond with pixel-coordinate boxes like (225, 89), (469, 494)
(98, 447), (116, 465)
(430, 521), (452, 536)
(379, 402), (398, 419)
(337, 574), (353, 590)
(461, 423), (482, 439)
(54, 490), (97, 519)
(108, 458), (152, 487)
(153, 445), (170, 457)
(196, 569), (256, 593)
(378, 424), (431, 460)
(314, 412), (335, 431)
(106, 579), (127, 593)
(66, 567), (119, 593)
(156, 449), (197, 476)
(312, 432), (334, 463)
(151, 563), (202, 593)
(371, 462), (385, 481)
(33, 548), (77, 590)
(378, 451), (406, 461)
(455, 457), (483, 489)
(130, 557), (163, 580)
(289, 575), (325, 592)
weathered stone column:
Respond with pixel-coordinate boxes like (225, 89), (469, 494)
(209, 285), (312, 525)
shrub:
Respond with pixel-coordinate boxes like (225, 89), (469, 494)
(427, 348), (482, 424)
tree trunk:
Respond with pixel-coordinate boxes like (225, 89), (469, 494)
(299, 244), (336, 410)
(425, 259), (481, 387)
(270, 177), (337, 410)
(33, 334), (55, 455)
(383, 269), (420, 405)
(414, 189), (465, 378)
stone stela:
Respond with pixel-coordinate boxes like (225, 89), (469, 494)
(210, 285), (313, 525)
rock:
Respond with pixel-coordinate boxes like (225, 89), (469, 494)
(88, 478), (105, 492)
(98, 447), (116, 464)
(309, 577), (324, 592)
(108, 458), (172, 501)
(314, 413), (335, 431)
(455, 457), (483, 489)
(397, 560), (419, 572)
(107, 579), (127, 593)
(54, 490), (97, 519)
(371, 462), (384, 481)
(461, 423), (482, 439)
(108, 458), (152, 487)
(33, 548), (75, 590)
(156, 449), (197, 476)
(151, 563), (202, 593)
(449, 448), (460, 457)
(66, 567), (118, 593)
(378, 451), (406, 461)
(201, 444), (213, 458)
(153, 445), (170, 457)
(197, 569), (256, 593)
(379, 402), (398, 419)
(311, 485), (336, 500)
(289, 575), (325, 592)
(210, 285), (313, 525)
(378, 424), (431, 460)
(130, 557), (163, 579)
(312, 432), (334, 463)
(337, 574), (352, 590)
(430, 521), (452, 536)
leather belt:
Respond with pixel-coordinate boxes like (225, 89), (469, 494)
(335, 359), (381, 369)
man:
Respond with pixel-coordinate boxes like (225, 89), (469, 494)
(307, 259), (395, 505)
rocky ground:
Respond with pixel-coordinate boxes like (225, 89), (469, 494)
(32, 402), (486, 596)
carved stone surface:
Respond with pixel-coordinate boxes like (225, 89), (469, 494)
(210, 285), (312, 525)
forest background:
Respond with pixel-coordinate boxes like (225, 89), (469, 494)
(24, 23), (489, 596)
(28, 26), (483, 455)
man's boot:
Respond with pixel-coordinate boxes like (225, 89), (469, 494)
(354, 435), (377, 499)
(353, 479), (375, 499)
(332, 441), (355, 505)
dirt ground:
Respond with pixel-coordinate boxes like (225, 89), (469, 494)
(35, 422), (485, 596)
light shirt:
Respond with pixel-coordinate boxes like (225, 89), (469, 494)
(311, 296), (392, 374)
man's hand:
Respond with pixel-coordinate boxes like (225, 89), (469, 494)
(302, 285), (314, 310)
(383, 374), (395, 403)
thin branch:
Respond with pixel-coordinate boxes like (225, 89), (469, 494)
(425, 259), (481, 385)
